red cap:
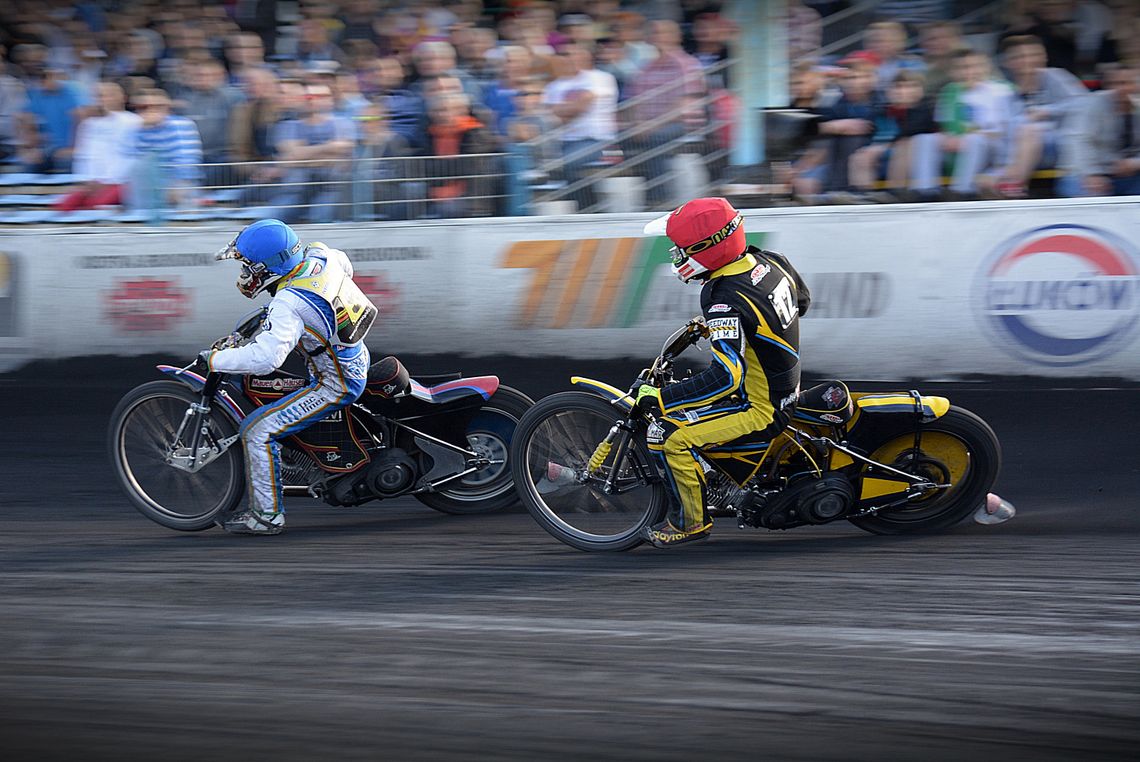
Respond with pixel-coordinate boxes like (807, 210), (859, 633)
(665, 197), (747, 279)
(839, 50), (881, 67)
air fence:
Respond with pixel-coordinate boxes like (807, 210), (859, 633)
(1, 197), (1138, 380)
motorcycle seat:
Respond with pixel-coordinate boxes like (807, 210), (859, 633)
(793, 380), (853, 425)
(366, 356), (411, 398)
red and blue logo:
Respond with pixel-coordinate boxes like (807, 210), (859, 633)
(978, 224), (1139, 366)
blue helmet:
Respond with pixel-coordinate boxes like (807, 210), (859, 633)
(217, 219), (304, 298)
(234, 219), (303, 275)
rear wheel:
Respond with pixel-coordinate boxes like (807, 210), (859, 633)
(108, 380), (245, 531)
(415, 385), (534, 515)
(848, 406), (1000, 535)
(510, 392), (668, 551)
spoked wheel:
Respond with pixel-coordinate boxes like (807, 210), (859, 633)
(415, 385), (534, 515)
(848, 406), (1001, 535)
(108, 380), (245, 531)
(510, 392), (668, 551)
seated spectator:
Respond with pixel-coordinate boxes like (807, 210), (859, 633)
(865, 21), (926, 95)
(779, 62), (838, 199)
(295, 18), (344, 65)
(178, 59), (243, 186)
(874, 0), (952, 27)
(223, 32), (268, 84)
(934, 48), (1019, 197)
(410, 40), (482, 106)
(269, 81), (355, 223)
(456, 26), (500, 89)
(424, 91), (496, 218)
(56, 82), (141, 211)
(999, 0), (1083, 75)
(989, 35), (1088, 197)
(358, 57), (425, 151)
(919, 20), (964, 98)
(543, 43), (618, 211)
(1059, 63), (1140, 197)
(849, 71), (938, 200)
(1092, 1), (1140, 69)
(18, 62), (83, 173)
(332, 70), (369, 120)
(352, 100), (411, 220)
(625, 20), (707, 206)
(130, 88), (202, 210)
(816, 58), (877, 195)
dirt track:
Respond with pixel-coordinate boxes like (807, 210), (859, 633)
(2, 357), (1138, 761)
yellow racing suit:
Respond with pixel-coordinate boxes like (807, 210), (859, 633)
(647, 246), (811, 531)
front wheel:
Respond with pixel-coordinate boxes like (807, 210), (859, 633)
(510, 391), (668, 551)
(108, 380), (245, 531)
(848, 406), (1001, 535)
(415, 385), (534, 515)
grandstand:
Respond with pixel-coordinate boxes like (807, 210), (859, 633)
(0, 0), (1135, 225)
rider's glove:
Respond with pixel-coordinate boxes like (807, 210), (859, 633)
(688, 315), (710, 338)
(635, 384), (662, 414)
(196, 349), (215, 373)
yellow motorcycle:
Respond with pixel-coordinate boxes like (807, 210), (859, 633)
(510, 319), (1008, 552)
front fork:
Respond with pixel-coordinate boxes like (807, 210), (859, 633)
(166, 371), (241, 473)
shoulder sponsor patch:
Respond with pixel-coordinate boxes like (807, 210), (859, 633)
(707, 303), (732, 313)
(706, 316), (740, 341)
(750, 264), (771, 285)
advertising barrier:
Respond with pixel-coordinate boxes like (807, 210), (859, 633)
(1, 196), (1139, 379)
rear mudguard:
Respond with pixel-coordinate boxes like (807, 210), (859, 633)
(156, 365), (249, 427)
(570, 376), (635, 412)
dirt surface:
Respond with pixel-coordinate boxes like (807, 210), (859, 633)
(2, 357), (1138, 761)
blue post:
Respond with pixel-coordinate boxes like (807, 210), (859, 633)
(726, 0), (790, 165)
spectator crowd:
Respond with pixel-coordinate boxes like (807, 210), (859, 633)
(0, 0), (1138, 222)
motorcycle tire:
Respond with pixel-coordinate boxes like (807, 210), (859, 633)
(510, 391), (669, 552)
(415, 385), (534, 515)
(108, 380), (245, 531)
(848, 406), (1001, 535)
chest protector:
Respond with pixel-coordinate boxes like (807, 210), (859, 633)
(279, 246), (377, 346)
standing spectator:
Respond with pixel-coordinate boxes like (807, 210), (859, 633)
(1001, 0), (1080, 75)
(1059, 63), (1140, 196)
(625, 20), (706, 205)
(56, 81), (140, 211)
(331, 70), (369, 120)
(18, 62), (82, 173)
(409, 40), (482, 106)
(817, 58), (877, 195)
(424, 91), (495, 218)
(269, 81), (354, 223)
(179, 59), (242, 186)
(786, 0), (823, 64)
(918, 20), (964, 98)
(874, 0), (952, 26)
(482, 45), (534, 135)
(0, 43), (28, 163)
(358, 56), (424, 151)
(543, 43), (618, 211)
(865, 21), (926, 95)
(228, 67), (283, 198)
(336, 0), (383, 49)
(849, 70), (938, 200)
(690, 12), (735, 90)
(295, 18), (343, 65)
(612, 11), (657, 71)
(352, 100), (411, 220)
(934, 48), (1018, 197)
(990, 35), (1088, 197)
(504, 76), (562, 214)
(223, 32), (268, 84)
(778, 62), (838, 199)
(456, 26), (500, 90)
(131, 88), (202, 210)
(596, 36), (638, 100)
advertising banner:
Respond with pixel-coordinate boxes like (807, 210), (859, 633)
(1, 196), (1138, 379)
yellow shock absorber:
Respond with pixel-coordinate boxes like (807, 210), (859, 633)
(588, 440), (613, 474)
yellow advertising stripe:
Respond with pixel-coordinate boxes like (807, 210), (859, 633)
(588, 237), (637, 328)
(500, 240), (564, 328)
(553, 238), (598, 329)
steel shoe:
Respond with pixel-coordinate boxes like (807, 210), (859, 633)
(643, 518), (712, 548)
(220, 510), (285, 535)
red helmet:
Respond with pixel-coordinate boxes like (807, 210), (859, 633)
(664, 197), (747, 282)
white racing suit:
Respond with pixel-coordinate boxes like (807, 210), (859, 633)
(207, 245), (372, 519)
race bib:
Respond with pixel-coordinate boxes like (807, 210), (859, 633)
(768, 277), (798, 329)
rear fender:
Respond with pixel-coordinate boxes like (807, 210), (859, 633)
(570, 376), (635, 412)
(156, 365), (248, 427)
(853, 393), (950, 422)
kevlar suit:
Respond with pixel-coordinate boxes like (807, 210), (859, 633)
(647, 245), (811, 532)
(207, 244), (373, 517)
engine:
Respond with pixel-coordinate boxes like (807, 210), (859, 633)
(740, 473), (855, 530)
(323, 448), (419, 506)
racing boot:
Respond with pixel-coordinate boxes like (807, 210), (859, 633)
(643, 517), (712, 548)
(220, 509), (285, 535)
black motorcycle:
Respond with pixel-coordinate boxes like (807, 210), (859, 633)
(510, 318), (1003, 551)
(108, 308), (533, 531)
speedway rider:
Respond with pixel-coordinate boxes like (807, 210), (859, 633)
(205, 219), (377, 535)
(636, 198), (811, 548)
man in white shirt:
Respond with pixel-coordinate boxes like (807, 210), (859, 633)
(56, 82), (141, 211)
(543, 43), (618, 210)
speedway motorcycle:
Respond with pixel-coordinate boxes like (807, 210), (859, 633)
(510, 319), (1006, 551)
(109, 308), (533, 531)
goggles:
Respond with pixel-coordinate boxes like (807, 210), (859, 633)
(669, 213), (744, 266)
(217, 239), (270, 298)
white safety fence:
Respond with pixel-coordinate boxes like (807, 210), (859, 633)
(1, 197), (1139, 379)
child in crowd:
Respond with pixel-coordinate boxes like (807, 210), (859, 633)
(849, 70), (938, 200)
